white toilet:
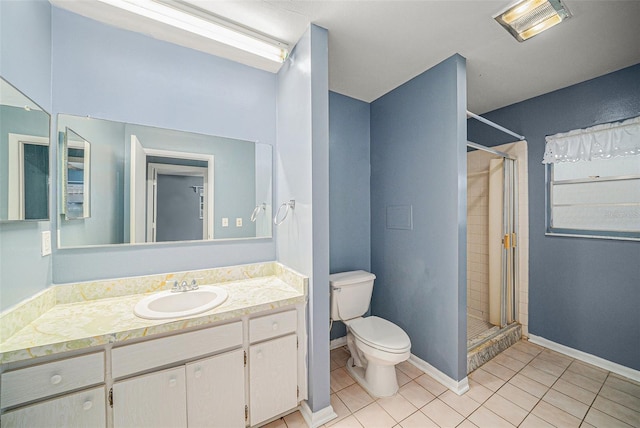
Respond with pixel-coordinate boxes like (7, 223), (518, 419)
(330, 270), (411, 397)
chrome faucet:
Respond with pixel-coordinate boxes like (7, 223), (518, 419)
(171, 279), (199, 292)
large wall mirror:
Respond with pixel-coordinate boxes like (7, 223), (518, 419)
(0, 77), (51, 222)
(57, 114), (272, 248)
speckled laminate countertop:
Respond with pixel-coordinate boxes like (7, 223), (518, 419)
(0, 262), (306, 364)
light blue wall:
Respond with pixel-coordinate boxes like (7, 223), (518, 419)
(328, 92), (371, 341)
(276, 25), (331, 413)
(468, 64), (640, 370)
(370, 55), (468, 381)
(0, 0), (52, 310)
(50, 7), (277, 284)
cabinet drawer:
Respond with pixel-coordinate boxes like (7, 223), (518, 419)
(0, 352), (105, 409)
(0, 386), (106, 428)
(250, 310), (297, 343)
(112, 321), (242, 379)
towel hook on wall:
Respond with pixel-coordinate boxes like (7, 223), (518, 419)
(274, 200), (295, 225)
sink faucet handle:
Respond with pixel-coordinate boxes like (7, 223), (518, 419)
(190, 279), (199, 290)
(171, 281), (180, 292)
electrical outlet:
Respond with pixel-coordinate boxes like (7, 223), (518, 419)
(222, 218), (229, 227)
(236, 218), (243, 227)
(41, 231), (52, 256)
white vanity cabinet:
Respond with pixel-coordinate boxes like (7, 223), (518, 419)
(0, 352), (106, 428)
(1, 386), (106, 428)
(112, 366), (187, 428)
(111, 322), (245, 428)
(249, 310), (299, 426)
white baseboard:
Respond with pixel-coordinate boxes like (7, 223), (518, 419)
(330, 336), (347, 350)
(408, 354), (469, 395)
(528, 334), (640, 383)
(299, 400), (337, 428)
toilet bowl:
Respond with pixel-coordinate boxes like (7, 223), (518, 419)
(344, 316), (411, 397)
(329, 271), (412, 397)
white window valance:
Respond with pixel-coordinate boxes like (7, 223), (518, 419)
(542, 116), (640, 164)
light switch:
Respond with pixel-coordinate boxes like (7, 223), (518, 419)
(222, 218), (229, 227)
(41, 231), (52, 256)
(236, 218), (243, 227)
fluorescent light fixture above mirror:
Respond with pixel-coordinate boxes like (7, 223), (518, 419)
(494, 0), (571, 42)
(96, 0), (289, 63)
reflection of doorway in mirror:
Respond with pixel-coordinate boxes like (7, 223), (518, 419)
(7, 133), (49, 220)
(147, 164), (208, 242)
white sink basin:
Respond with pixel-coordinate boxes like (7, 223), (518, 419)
(134, 286), (229, 320)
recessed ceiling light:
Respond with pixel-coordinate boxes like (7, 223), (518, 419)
(97, 0), (289, 63)
(494, 0), (571, 42)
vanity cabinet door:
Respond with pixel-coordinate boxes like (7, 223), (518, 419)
(112, 366), (187, 428)
(186, 349), (245, 427)
(0, 386), (105, 428)
(249, 334), (298, 426)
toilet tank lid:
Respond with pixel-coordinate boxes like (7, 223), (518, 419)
(329, 270), (376, 287)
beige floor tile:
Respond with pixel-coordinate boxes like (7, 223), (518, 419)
(610, 373), (640, 387)
(483, 394), (528, 426)
(606, 375), (640, 399)
(469, 368), (505, 392)
(599, 384), (640, 412)
(512, 340), (544, 357)
(337, 384), (375, 414)
(552, 378), (597, 406)
(328, 394), (352, 427)
(439, 390), (481, 417)
(396, 361), (423, 379)
(331, 358), (343, 371)
(562, 370), (606, 393)
(330, 415), (363, 428)
(592, 395), (640, 426)
(520, 365), (559, 387)
(376, 393), (418, 422)
(529, 356), (567, 377)
(420, 399), (464, 427)
(457, 420), (479, 428)
(395, 368), (412, 387)
(331, 367), (356, 392)
(537, 349), (573, 368)
(542, 389), (589, 419)
(465, 380), (493, 405)
(581, 421), (597, 428)
(492, 353), (527, 372)
(509, 373), (549, 398)
(353, 402), (397, 428)
(481, 360), (516, 382)
(398, 380), (436, 409)
(567, 360), (608, 383)
(531, 400), (582, 428)
(584, 407), (634, 428)
(495, 382), (539, 412)
(502, 347), (535, 364)
(397, 410), (438, 428)
(414, 374), (448, 396)
(518, 413), (555, 428)
(283, 411), (308, 428)
(331, 347), (350, 362)
(467, 406), (515, 428)
(262, 417), (288, 428)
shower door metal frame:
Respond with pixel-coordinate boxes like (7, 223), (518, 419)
(467, 141), (519, 333)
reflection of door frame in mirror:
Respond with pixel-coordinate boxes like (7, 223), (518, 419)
(7, 133), (49, 220)
(146, 163), (209, 242)
(129, 135), (214, 243)
(63, 136), (91, 219)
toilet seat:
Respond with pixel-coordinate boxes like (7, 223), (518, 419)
(347, 316), (411, 354)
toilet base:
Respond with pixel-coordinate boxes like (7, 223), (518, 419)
(345, 357), (399, 398)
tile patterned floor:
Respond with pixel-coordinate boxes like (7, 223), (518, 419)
(264, 340), (640, 428)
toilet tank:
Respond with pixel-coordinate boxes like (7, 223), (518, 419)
(330, 271), (376, 321)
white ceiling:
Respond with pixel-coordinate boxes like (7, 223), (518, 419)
(51, 1), (640, 113)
